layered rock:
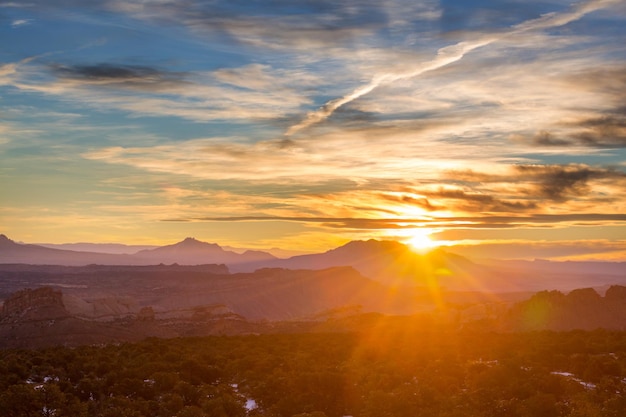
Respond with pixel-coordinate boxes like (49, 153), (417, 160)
(0, 287), (69, 322)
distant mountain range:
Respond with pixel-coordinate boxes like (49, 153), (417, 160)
(2, 233), (626, 348)
(0, 235), (275, 268)
(1, 234), (626, 293)
(36, 242), (158, 254)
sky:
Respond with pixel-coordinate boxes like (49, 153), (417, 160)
(1, 0), (626, 260)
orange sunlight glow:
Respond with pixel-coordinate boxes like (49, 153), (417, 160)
(404, 228), (439, 252)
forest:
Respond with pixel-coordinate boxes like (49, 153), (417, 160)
(1, 329), (625, 417)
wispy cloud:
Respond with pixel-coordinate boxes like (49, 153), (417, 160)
(175, 213), (626, 231)
(0, 3), (34, 8)
(10, 18), (32, 27)
(50, 63), (189, 91)
(3, 59), (314, 123)
(286, 0), (620, 135)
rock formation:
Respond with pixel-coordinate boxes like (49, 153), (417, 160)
(0, 287), (69, 322)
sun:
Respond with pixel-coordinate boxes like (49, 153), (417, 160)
(405, 228), (438, 252)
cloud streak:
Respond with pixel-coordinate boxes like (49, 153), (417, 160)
(286, 0), (619, 135)
(174, 213), (626, 231)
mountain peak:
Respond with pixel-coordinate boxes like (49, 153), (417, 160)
(0, 234), (17, 247)
(175, 237), (218, 248)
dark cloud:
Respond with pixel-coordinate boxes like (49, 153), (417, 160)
(50, 63), (188, 90)
(573, 115), (626, 147)
(516, 66), (626, 149)
(514, 164), (625, 202)
(270, 138), (298, 150)
(379, 193), (442, 211)
(420, 188), (538, 212)
(442, 164), (626, 207)
(567, 67), (626, 147)
(326, 106), (379, 127)
(524, 131), (572, 147)
(518, 115), (626, 149)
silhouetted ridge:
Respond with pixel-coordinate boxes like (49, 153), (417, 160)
(178, 237), (218, 248)
(0, 234), (17, 247)
(134, 237), (276, 266)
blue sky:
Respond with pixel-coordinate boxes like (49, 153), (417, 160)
(1, 0), (626, 259)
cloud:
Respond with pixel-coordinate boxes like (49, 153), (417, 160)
(213, 64), (319, 91)
(11, 18), (32, 27)
(50, 63), (189, 91)
(514, 131), (573, 147)
(511, 65), (626, 149)
(105, 0), (442, 50)
(512, 118), (626, 149)
(81, 124), (626, 225)
(428, 164), (626, 217)
(0, 56), (36, 85)
(419, 188), (538, 212)
(177, 213), (626, 232)
(285, 0), (621, 135)
(573, 115), (626, 147)
(513, 164), (626, 202)
(0, 2), (33, 7)
(286, 37), (495, 135)
(378, 192), (443, 212)
(3, 59), (313, 122)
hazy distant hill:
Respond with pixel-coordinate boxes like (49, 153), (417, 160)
(37, 242), (158, 254)
(238, 239), (626, 293)
(133, 237), (277, 266)
(0, 235), (275, 267)
(239, 239), (477, 285)
(0, 234), (137, 266)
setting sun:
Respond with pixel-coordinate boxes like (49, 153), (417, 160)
(405, 228), (438, 252)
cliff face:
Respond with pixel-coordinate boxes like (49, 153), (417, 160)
(0, 287), (70, 322)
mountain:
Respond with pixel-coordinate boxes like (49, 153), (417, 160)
(133, 237), (277, 265)
(37, 242), (158, 254)
(0, 234), (137, 266)
(237, 239), (493, 288)
(2, 234), (626, 294)
(0, 235), (275, 267)
(231, 239), (626, 293)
